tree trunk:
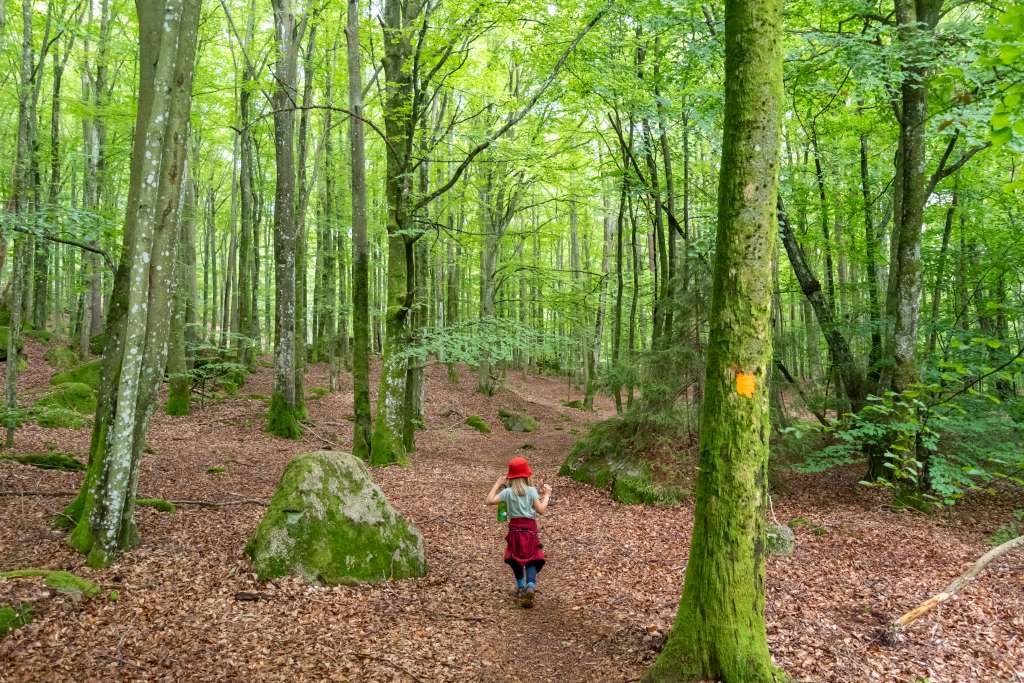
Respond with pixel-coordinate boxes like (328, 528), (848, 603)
(63, 0), (200, 568)
(166, 165), (197, 416)
(265, 0), (304, 439)
(647, 0), (783, 675)
(347, 0), (372, 460)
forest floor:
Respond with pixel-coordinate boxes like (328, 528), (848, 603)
(1, 338), (1023, 682)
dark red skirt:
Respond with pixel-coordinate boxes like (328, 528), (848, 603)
(503, 517), (546, 568)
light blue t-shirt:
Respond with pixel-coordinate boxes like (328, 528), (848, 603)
(499, 486), (539, 519)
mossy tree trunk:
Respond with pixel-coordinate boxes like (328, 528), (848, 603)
(370, 0), (421, 466)
(63, 0), (201, 568)
(166, 165), (197, 416)
(266, 0), (305, 439)
(347, 0), (372, 461)
(645, 0), (783, 677)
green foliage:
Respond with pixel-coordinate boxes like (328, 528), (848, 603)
(44, 346), (79, 370)
(0, 569), (100, 601)
(35, 382), (98, 414)
(23, 328), (52, 343)
(0, 603), (33, 637)
(796, 351), (1024, 508)
(403, 317), (569, 369)
(0, 451), (85, 471)
(206, 466), (226, 475)
(51, 360), (102, 390)
(136, 498), (177, 513)
(465, 415), (491, 433)
(986, 509), (1024, 546)
(308, 387), (329, 399)
(981, 4), (1024, 157)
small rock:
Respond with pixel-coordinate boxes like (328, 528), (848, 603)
(766, 522), (796, 556)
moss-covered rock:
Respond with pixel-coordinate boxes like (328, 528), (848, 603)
(308, 386), (329, 399)
(44, 345), (79, 370)
(560, 409), (691, 506)
(0, 326), (24, 362)
(465, 415), (491, 434)
(0, 569), (99, 600)
(766, 523), (796, 556)
(245, 451), (426, 584)
(0, 603), (33, 637)
(35, 382), (97, 415)
(0, 451), (85, 471)
(35, 407), (89, 429)
(88, 332), (107, 356)
(498, 409), (538, 433)
(51, 359), (102, 390)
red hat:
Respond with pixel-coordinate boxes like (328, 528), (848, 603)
(507, 456), (532, 479)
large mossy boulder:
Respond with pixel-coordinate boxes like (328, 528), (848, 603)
(51, 359), (102, 390)
(246, 451), (426, 584)
(498, 409), (538, 433)
(560, 409), (691, 506)
(35, 382), (97, 414)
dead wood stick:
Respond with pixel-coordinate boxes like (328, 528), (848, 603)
(890, 534), (1024, 633)
(167, 498), (267, 508)
(301, 423), (341, 449)
(0, 490), (267, 508)
(0, 489), (74, 497)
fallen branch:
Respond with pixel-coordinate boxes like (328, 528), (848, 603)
(0, 490), (267, 507)
(883, 534), (1024, 643)
(301, 423), (341, 449)
(167, 498), (267, 508)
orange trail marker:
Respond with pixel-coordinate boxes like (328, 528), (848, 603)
(735, 371), (756, 398)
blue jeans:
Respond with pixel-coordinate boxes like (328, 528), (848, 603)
(511, 562), (541, 586)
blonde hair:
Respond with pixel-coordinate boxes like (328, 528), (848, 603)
(509, 477), (531, 496)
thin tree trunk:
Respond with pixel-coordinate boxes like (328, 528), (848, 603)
(347, 0), (372, 460)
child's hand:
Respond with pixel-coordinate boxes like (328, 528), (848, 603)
(542, 484), (552, 495)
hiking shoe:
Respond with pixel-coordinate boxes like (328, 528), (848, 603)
(520, 586), (535, 609)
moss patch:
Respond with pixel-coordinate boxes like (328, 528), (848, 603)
(561, 399), (585, 410)
(88, 332), (107, 356)
(0, 326), (24, 361)
(266, 392), (302, 439)
(0, 569), (99, 600)
(0, 451), (85, 471)
(497, 409), (538, 433)
(35, 407), (89, 429)
(246, 451), (426, 584)
(136, 498), (177, 513)
(206, 466), (226, 475)
(0, 603), (33, 637)
(35, 382), (97, 414)
(465, 415), (491, 434)
(51, 359), (102, 390)
(24, 328), (53, 343)
(560, 407), (693, 506)
(44, 345), (79, 370)
(308, 387), (329, 399)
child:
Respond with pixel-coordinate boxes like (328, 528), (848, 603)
(485, 456), (552, 608)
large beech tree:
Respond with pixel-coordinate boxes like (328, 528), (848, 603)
(62, 0), (202, 568)
(646, 0), (784, 677)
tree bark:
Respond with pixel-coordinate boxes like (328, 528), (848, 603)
(265, 0), (304, 439)
(647, 0), (783, 676)
(63, 0), (200, 568)
(347, 0), (372, 460)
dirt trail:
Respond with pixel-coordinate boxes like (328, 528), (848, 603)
(1, 354), (1023, 682)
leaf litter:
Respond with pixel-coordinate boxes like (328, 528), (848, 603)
(1, 347), (1022, 681)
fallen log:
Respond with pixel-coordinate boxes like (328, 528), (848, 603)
(883, 534), (1024, 643)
